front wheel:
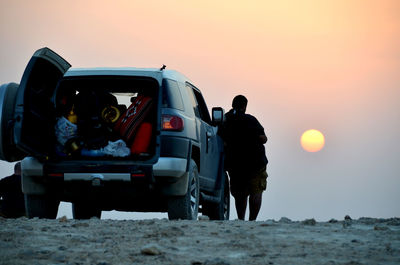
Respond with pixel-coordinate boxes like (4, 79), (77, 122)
(168, 159), (200, 220)
(25, 194), (59, 219)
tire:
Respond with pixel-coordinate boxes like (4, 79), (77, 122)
(202, 172), (230, 220)
(25, 194), (59, 219)
(72, 201), (102, 219)
(168, 159), (200, 220)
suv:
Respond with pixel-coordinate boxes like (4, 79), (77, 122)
(0, 47), (229, 220)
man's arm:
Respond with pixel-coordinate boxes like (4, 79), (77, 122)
(251, 116), (267, 144)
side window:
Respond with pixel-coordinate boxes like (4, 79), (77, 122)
(186, 84), (212, 124)
(185, 84), (200, 118)
(162, 79), (184, 110)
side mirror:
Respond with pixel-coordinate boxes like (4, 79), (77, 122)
(212, 107), (224, 125)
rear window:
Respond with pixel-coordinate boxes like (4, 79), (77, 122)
(162, 79), (184, 110)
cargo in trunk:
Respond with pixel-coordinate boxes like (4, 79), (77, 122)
(51, 76), (159, 160)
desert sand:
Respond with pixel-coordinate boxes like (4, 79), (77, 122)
(0, 216), (399, 265)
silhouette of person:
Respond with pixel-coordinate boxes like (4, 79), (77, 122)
(220, 95), (268, 221)
(0, 162), (26, 218)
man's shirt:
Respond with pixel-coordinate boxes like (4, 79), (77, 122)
(220, 109), (268, 174)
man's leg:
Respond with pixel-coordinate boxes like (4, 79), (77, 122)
(249, 193), (262, 221)
(234, 195), (248, 220)
(248, 168), (267, 221)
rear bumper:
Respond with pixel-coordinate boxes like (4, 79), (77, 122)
(153, 157), (187, 178)
(21, 156), (189, 197)
(60, 157), (187, 181)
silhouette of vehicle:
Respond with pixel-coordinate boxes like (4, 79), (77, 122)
(0, 47), (229, 220)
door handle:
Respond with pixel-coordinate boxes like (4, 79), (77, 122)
(206, 131), (213, 153)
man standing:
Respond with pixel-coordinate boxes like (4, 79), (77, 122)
(0, 162), (26, 218)
(220, 95), (268, 221)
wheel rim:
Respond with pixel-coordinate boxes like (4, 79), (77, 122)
(190, 174), (198, 217)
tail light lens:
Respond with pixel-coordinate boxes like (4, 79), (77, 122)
(162, 115), (184, 131)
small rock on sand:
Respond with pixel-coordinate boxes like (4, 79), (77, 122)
(302, 219), (316, 226)
(58, 216), (68, 222)
(199, 215), (210, 221)
(279, 217), (292, 223)
(141, 244), (162, 255)
(374, 225), (390, 231)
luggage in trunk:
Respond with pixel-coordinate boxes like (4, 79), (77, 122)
(114, 95), (153, 145)
(52, 76), (159, 160)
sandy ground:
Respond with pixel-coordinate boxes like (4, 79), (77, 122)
(0, 216), (399, 265)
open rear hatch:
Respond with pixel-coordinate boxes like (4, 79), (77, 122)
(6, 48), (71, 162)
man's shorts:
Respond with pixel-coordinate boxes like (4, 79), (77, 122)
(228, 166), (268, 198)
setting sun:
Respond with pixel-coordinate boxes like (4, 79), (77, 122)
(301, 129), (325, 152)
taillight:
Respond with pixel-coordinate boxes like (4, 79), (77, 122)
(162, 115), (184, 131)
(131, 173), (145, 178)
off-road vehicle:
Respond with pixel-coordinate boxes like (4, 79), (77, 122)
(0, 47), (229, 220)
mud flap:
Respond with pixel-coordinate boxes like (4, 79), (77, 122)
(160, 173), (189, 196)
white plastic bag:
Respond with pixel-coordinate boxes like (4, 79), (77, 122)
(102, 139), (131, 157)
(55, 117), (77, 146)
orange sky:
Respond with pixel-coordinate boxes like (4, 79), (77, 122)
(0, 0), (399, 220)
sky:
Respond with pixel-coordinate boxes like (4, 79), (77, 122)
(0, 0), (399, 221)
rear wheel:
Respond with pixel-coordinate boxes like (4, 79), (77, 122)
(168, 160), (199, 220)
(72, 201), (102, 219)
(25, 194), (59, 219)
(202, 172), (230, 220)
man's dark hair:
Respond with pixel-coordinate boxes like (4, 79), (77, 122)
(232, 95), (248, 110)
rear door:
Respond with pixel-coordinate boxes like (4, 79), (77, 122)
(13, 47), (71, 158)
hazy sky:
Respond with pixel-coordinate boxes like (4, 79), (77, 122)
(1, 0), (399, 221)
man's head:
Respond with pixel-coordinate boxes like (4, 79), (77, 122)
(232, 95), (248, 112)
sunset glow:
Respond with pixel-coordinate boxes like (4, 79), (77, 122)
(0, 0), (399, 221)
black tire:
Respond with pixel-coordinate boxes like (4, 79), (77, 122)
(25, 194), (59, 219)
(168, 160), (200, 220)
(72, 201), (102, 219)
(202, 172), (230, 220)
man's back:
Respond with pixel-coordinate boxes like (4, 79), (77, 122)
(222, 109), (267, 173)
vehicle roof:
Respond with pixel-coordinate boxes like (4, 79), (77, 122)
(64, 68), (192, 84)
